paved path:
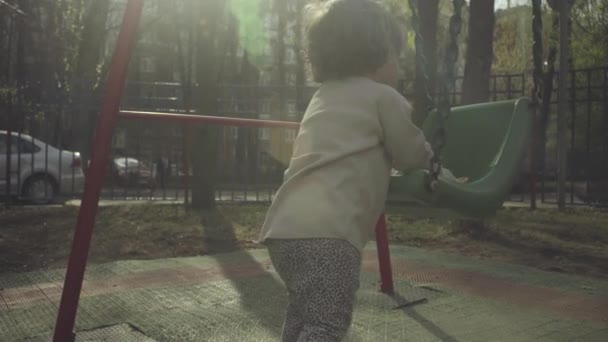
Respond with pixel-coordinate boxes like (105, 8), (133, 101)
(1, 246), (606, 341)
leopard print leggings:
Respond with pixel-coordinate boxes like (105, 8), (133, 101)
(266, 238), (361, 342)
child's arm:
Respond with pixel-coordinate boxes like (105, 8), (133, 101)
(378, 88), (433, 171)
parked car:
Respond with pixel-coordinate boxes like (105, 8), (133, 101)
(0, 131), (85, 204)
(111, 156), (156, 187)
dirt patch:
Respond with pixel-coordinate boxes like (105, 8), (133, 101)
(1, 204), (607, 279)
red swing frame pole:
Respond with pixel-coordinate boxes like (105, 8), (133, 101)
(52, 1), (144, 341)
(375, 214), (394, 294)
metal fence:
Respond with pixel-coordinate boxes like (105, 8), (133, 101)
(2, 67), (607, 207)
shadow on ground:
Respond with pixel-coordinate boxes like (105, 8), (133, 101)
(200, 208), (284, 339)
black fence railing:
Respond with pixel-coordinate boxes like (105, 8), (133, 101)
(2, 68), (607, 207)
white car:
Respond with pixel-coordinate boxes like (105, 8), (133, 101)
(0, 131), (85, 204)
(111, 157), (156, 187)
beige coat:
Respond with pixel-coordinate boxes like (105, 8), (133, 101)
(258, 77), (433, 252)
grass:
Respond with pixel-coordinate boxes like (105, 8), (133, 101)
(386, 206), (608, 277)
(1, 203), (607, 278)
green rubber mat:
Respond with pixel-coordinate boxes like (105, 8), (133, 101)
(21, 323), (156, 342)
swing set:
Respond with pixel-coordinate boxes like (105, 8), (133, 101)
(52, 0), (546, 340)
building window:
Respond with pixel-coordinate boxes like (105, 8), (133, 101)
(258, 113), (271, 141)
(112, 130), (126, 148)
(140, 31), (155, 45)
(259, 129), (270, 141)
(286, 31), (295, 45)
(261, 100), (272, 114)
(285, 130), (297, 142)
(286, 49), (296, 64)
(287, 1), (296, 12)
(287, 72), (296, 85)
(287, 102), (296, 114)
(140, 56), (156, 73)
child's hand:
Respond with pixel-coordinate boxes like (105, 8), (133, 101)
(439, 167), (468, 183)
(424, 142), (434, 163)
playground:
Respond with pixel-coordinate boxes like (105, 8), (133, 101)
(1, 235), (608, 341)
(1, 204), (607, 341)
(1, 0), (608, 341)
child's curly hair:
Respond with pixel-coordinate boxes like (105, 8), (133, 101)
(305, 0), (403, 83)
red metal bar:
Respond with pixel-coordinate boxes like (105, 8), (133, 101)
(182, 125), (190, 206)
(4, 95), (12, 208)
(119, 110), (300, 130)
(375, 214), (394, 294)
(52, 1), (144, 341)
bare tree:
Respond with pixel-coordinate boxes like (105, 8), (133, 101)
(274, 0), (288, 120)
(72, 0), (111, 167)
(461, 0), (496, 105)
(189, 0), (242, 209)
(236, 51), (261, 183)
(413, 0), (439, 125)
(294, 0), (307, 120)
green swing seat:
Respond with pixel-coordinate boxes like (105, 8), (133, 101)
(389, 97), (534, 217)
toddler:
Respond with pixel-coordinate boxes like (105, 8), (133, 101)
(259, 0), (464, 340)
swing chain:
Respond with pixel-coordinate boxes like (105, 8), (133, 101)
(531, 0), (544, 108)
(427, 0), (464, 191)
(408, 0), (434, 112)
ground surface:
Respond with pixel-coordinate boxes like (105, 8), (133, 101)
(1, 204), (607, 341)
(1, 204), (607, 279)
(1, 246), (607, 341)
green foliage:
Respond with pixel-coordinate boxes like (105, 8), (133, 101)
(493, 2), (608, 73)
(571, 0), (608, 68)
(493, 10), (527, 73)
(229, 0), (267, 57)
(492, 6), (554, 73)
(0, 87), (16, 98)
(49, 0), (87, 101)
(380, 0), (469, 89)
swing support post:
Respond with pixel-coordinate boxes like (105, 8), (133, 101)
(52, 1), (144, 341)
(375, 215), (394, 294)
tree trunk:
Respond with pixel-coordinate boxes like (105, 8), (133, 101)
(174, 2), (194, 111)
(457, 0), (496, 234)
(14, 1), (27, 87)
(274, 0), (287, 120)
(461, 0), (496, 105)
(295, 0), (307, 120)
(72, 0), (111, 166)
(537, 14), (560, 197)
(0, 12), (7, 82)
(172, 2), (196, 205)
(556, 0), (572, 210)
(190, 124), (219, 209)
(413, 0), (439, 126)
(190, 0), (225, 209)
(235, 51), (261, 184)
